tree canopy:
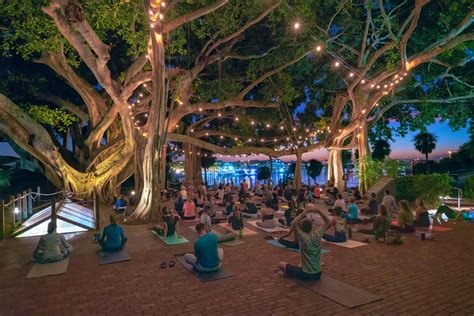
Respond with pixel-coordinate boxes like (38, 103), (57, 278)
(0, 0), (472, 218)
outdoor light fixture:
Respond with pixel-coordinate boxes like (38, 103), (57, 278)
(14, 207), (20, 214)
(131, 191), (136, 196)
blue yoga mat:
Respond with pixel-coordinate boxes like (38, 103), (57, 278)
(266, 239), (329, 254)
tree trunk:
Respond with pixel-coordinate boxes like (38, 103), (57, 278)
(184, 143), (202, 187)
(327, 148), (343, 190)
(294, 150), (302, 192)
(130, 22), (168, 220)
(357, 124), (370, 191)
(425, 152), (429, 174)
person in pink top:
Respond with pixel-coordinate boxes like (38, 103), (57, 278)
(183, 199), (196, 220)
(313, 184), (321, 199)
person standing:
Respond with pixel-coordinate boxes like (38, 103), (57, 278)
(381, 190), (397, 221)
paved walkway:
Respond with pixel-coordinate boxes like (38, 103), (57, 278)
(1, 203), (473, 315)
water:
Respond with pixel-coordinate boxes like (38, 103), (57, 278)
(184, 161), (359, 188)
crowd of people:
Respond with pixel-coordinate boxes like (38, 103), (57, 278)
(31, 178), (467, 284)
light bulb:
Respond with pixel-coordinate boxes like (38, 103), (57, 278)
(361, 79), (366, 84)
(349, 72), (354, 77)
(294, 22), (300, 29)
(334, 61), (340, 67)
(316, 46), (322, 51)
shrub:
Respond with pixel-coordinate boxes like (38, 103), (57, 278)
(464, 176), (474, 200)
(395, 173), (450, 207)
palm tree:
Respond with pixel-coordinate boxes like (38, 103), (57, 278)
(413, 132), (437, 173)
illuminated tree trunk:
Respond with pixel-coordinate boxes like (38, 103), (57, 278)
(357, 124), (370, 191)
(327, 148), (343, 190)
(131, 10), (167, 219)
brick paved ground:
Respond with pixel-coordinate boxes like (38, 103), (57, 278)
(1, 201), (473, 315)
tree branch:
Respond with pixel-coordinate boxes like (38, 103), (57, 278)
(35, 93), (89, 121)
(378, 0), (397, 41)
(368, 94), (474, 125)
(400, 0), (429, 70)
(201, 0), (281, 59)
(163, 0), (229, 33)
(34, 50), (108, 126)
(185, 99), (280, 116)
(167, 133), (324, 158)
(42, 0), (119, 101)
(239, 50), (311, 99)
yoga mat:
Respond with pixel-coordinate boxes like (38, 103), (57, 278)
(26, 258), (69, 279)
(151, 230), (189, 245)
(266, 239), (329, 254)
(246, 220), (289, 233)
(174, 254), (235, 282)
(217, 223), (258, 236)
(306, 275), (382, 308)
(182, 219), (199, 224)
(99, 248), (131, 265)
(414, 231), (436, 238)
(322, 239), (367, 248)
(426, 226), (452, 232)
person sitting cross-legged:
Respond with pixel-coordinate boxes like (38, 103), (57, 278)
(359, 205), (390, 241)
(278, 208), (304, 249)
(99, 214), (127, 252)
(390, 200), (415, 233)
(152, 207), (182, 238)
(361, 192), (379, 215)
(182, 199), (196, 220)
(345, 196), (361, 226)
(33, 221), (73, 263)
(227, 203), (244, 231)
(185, 223), (224, 272)
(256, 200), (276, 229)
(322, 207), (347, 243)
(278, 206), (331, 281)
(113, 195), (127, 213)
(414, 198), (430, 227)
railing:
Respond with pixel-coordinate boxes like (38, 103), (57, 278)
(0, 188), (100, 239)
(440, 187), (463, 210)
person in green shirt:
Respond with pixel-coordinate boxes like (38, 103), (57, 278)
(278, 205), (331, 281)
(390, 200), (415, 233)
(359, 205), (390, 241)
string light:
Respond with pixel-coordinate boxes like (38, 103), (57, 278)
(294, 22), (300, 30)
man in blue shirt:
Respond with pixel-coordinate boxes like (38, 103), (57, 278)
(99, 215), (127, 251)
(185, 223), (224, 272)
(113, 195), (127, 213)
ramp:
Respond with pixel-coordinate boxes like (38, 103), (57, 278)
(13, 200), (95, 238)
